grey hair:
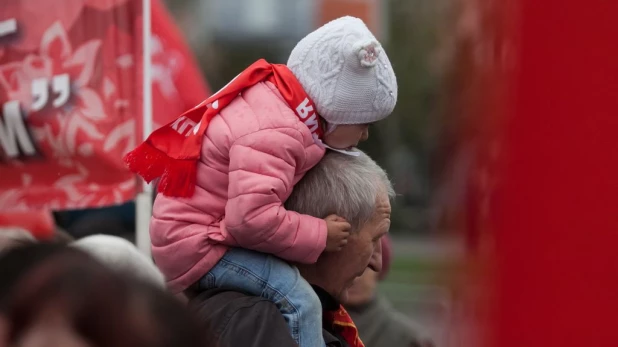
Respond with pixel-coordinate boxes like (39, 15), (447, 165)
(285, 150), (395, 231)
(72, 234), (166, 288)
(0, 228), (37, 255)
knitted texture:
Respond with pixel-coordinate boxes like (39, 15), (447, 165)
(287, 16), (398, 125)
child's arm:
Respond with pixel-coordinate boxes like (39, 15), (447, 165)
(221, 127), (327, 264)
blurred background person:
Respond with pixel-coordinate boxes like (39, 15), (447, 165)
(0, 229), (36, 255)
(0, 244), (208, 347)
(345, 236), (435, 347)
(72, 234), (166, 289)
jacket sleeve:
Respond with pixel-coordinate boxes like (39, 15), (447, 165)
(221, 127), (327, 264)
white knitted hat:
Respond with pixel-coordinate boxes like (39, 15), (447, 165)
(287, 16), (397, 125)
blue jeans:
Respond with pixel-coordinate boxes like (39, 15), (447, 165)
(199, 248), (325, 347)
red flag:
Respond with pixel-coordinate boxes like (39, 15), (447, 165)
(0, 0), (210, 211)
(492, 0), (618, 346)
(0, 211), (55, 240)
(0, 0), (143, 211)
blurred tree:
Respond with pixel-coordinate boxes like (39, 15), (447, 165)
(359, 0), (450, 234)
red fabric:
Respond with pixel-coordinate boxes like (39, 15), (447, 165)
(124, 59), (324, 198)
(0, 0), (142, 211)
(0, 0), (212, 211)
(493, 0), (618, 346)
(0, 211), (55, 240)
(324, 305), (365, 347)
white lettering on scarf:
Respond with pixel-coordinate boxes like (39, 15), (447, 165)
(170, 116), (197, 137)
(296, 98), (319, 133)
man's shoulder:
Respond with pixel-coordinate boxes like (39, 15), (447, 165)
(189, 289), (298, 347)
(190, 288), (285, 328)
(190, 288), (346, 347)
(192, 288), (271, 313)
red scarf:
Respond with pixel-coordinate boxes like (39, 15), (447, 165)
(124, 59), (324, 197)
(324, 305), (365, 347)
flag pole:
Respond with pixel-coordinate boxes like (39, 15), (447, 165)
(136, 0), (153, 257)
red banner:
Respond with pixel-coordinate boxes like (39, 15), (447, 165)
(0, 210), (55, 239)
(0, 0), (209, 212)
(491, 0), (618, 346)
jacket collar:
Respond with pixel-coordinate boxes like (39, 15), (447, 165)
(311, 285), (348, 347)
(311, 285), (340, 311)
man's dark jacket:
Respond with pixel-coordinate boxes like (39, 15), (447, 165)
(190, 286), (348, 347)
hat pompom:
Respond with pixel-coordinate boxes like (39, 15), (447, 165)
(356, 40), (382, 67)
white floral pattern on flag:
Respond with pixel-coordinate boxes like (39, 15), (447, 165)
(0, 0), (139, 211)
(0, 0), (211, 212)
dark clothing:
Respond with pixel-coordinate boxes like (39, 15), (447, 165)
(346, 296), (434, 347)
(312, 285), (339, 311)
(190, 286), (348, 347)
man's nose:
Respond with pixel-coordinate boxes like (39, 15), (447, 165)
(368, 241), (383, 273)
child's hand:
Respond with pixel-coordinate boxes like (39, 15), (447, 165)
(324, 214), (351, 251)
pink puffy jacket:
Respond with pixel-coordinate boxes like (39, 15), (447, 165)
(151, 81), (327, 293)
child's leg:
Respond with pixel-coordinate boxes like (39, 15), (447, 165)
(199, 248), (324, 347)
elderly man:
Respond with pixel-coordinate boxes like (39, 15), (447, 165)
(189, 150), (394, 347)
